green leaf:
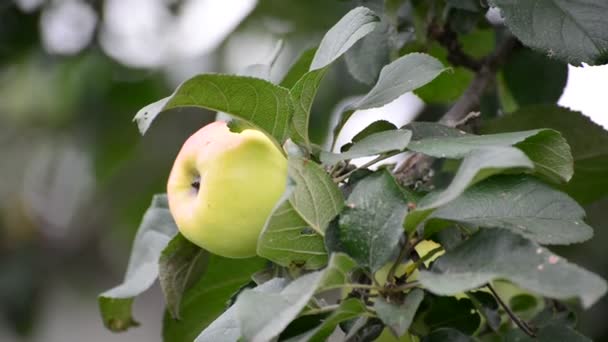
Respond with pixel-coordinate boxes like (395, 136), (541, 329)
(352, 120), (398, 142)
(289, 67), (328, 148)
(502, 48), (568, 107)
(408, 125), (574, 183)
(133, 75), (293, 143)
(338, 170), (409, 271)
(353, 53), (447, 110)
(422, 297), (481, 335)
(98, 194), (177, 332)
(505, 324), (591, 342)
(288, 157), (344, 235)
(257, 200), (328, 270)
(344, 20), (391, 85)
(288, 298), (368, 342)
(374, 289), (424, 337)
(280, 48), (317, 89)
(316, 252), (358, 291)
(163, 256), (266, 342)
(422, 328), (474, 342)
(427, 175), (593, 245)
(320, 129), (412, 165)
(310, 7), (380, 70)
(466, 291), (501, 331)
(482, 105), (608, 203)
(159, 234), (209, 319)
(194, 278), (288, 342)
(489, 0), (608, 65)
(419, 229), (607, 308)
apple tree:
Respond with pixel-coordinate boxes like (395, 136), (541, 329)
(98, 1), (608, 341)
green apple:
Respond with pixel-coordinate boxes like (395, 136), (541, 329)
(167, 121), (287, 258)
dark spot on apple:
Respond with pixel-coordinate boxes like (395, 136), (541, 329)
(191, 175), (201, 192)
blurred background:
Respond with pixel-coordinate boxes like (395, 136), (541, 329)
(0, 1), (606, 341)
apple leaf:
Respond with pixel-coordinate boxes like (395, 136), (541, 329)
(408, 125), (573, 183)
(374, 288), (424, 337)
(353, 53), (447, 110)
(280, 47), (317, 89)
(320, 129), (412, 165)
(287, 298), (367, 342)
(489, 0), (608, 65)
(134, 75), (294, 143)
(194, 278), (288, 342)
(422, 296), (481, 335)
(288, 158), (344, 235)
(163, 256), (266, 342)
(98, 194), (177, 332)
(289, 67), (328, 149)
(427, 175), (593, 245)
(344, 19), (391, 85)
(235, 252), (357, 342)
(505, 323), (591, 342)
(419, 230), (607, 309)
(337, 170), (408, 271)
(159, 233), (209, 320)
(257, 200), (328, 270)
(482, 105), (608, 204)
(310, 6), (379, 71)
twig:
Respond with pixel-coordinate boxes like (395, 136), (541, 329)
(428, 22), (482, 71)
(386, 236), (419, 283)
(404, 246), (444, 278)
(333, 152), (399, 183)
(487, 283), (536, 337)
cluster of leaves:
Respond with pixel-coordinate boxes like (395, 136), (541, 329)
(99, 1), (608, 341)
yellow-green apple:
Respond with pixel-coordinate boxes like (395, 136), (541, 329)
(167, 121), (287, 258)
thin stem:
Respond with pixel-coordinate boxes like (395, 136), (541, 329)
(301, 304), (341, 316)
(405, 247), (443, 278)
(333, 152), (399, 183)
(321, 283), (379, 292)
(487, 284), (536, 337)
(386, 236), (418, 283)
(384, 281), (420, 293)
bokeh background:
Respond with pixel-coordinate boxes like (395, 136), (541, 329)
(0, 1), (606, 341)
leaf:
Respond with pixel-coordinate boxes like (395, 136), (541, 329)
(489, 0), (608, 65)
(466, 291), (501, 331)
(408, 125), (573, 183)
(280, 48), (317, 89)
(338, 170), (409, 271)
(352, 120), (398, 142)
(344, 20), (391, 85)
(159, 234), (209, 319)
(374, 289), (424, 337)
(133, 75), (293, 143)
(288, 299), (368, 342)
(422, 328), (474, 342)
(419, 229), (608, 308)
(234, 253), (356, 342)
(98, 194), (177, 332)
(288, 157), (344, 235)
(482, 105), (608, 203)
(427, 175), (593, 245)
(257, 200), (328, 270)
(504, 324), (591, 342)
(194, 278), (288, 342)
(321, 129), (412, 165)
(353, 53), (447, 110)
(422, 296), (481, 335)
(163, 256), (266, 342)
(310, 7), (380, 70)
(289, 67), (328, 148)
(502, 48), (568, 107)
(418, 146), (534, 211)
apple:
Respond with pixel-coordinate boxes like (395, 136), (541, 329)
(167, 121), (288, 258)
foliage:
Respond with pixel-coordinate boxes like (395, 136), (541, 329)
(99, 2), (608, 342)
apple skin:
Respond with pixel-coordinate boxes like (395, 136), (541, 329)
(167, 121), (287, 258)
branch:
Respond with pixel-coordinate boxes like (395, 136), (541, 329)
(487, 283), (537, 337)
(428, 22), (482, 71)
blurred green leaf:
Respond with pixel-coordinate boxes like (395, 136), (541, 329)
(427, 175), (593, 245)
(98, 194), (177, 332)
(352, 120), (398, 142)
(344, 20), (391, 85)
(482, 105), (608, 204)
(489, 0), (608, 65)
(134, 75), (293, 143)
(338, 170), (408, 271)
(290, 68), (328, 148)
(419, 230), (607, 308)
(159, 234), (209, 319)
(422, 297), (480, 335)
(422, 328), (474, 342)
(502, 48), (568, 107)
(281, 48), (317, 89)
